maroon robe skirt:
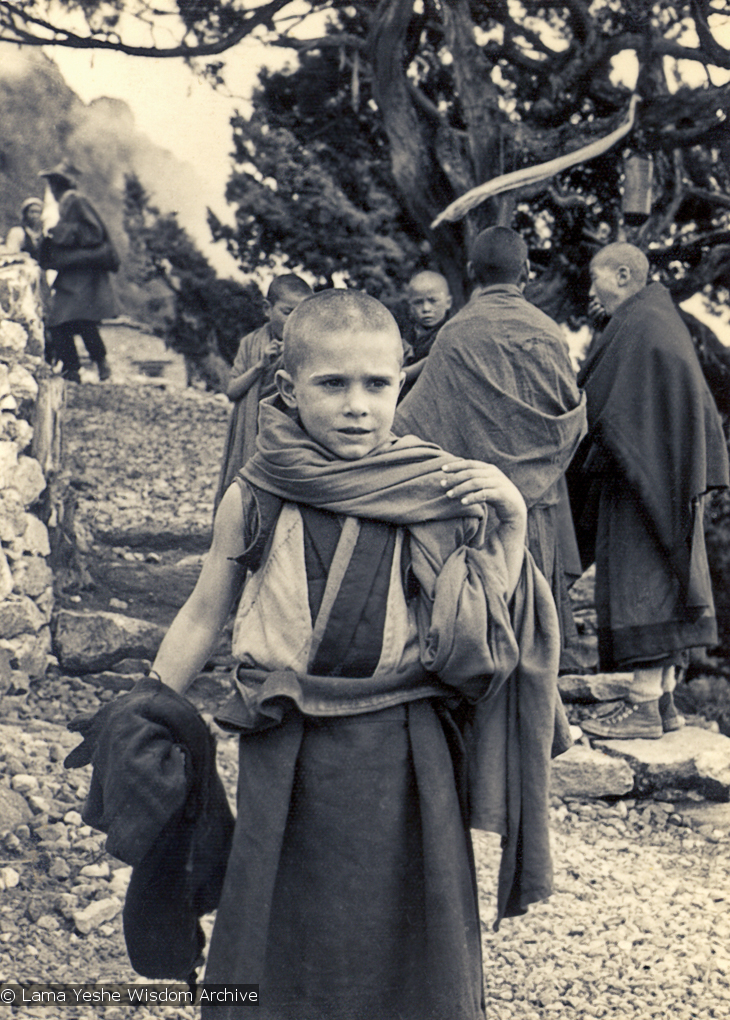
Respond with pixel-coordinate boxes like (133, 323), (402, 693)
(202, 699), (485, 1020)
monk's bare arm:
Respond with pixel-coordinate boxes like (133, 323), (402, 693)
(227, 362), (266, 401)
(441, 460), (527, 597)
(152, 484), (247, 694)
(227, 338), (281, 400)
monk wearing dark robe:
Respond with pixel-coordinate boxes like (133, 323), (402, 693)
(574, 243), (728, 740)
(149, 290), (569, 1019)
(395, 226), (587, 647)
(399, 270), (453, 400)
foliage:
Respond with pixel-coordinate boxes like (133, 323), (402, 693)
(123, 173), (263, 364)
(7, 1), (730, 317)
(203, 2), (730, 322)
(209, 8), (424, 304)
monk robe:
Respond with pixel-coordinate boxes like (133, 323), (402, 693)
(570, 283), (729, 670)
(202, 396), (568, 1020)
(395, 283), (587, 644)
(214, 323), (281, 510)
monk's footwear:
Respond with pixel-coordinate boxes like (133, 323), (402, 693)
(659, 691), (684, 732)
(581, 699), (663, 740)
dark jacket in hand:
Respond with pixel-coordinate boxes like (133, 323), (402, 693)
(64, 676), (235, 982)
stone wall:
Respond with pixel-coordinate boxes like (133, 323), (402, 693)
(0, 252), (58, 692)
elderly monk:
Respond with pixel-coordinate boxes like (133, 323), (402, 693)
(573, 243), (728, 740)
(396, 226), (587, 645)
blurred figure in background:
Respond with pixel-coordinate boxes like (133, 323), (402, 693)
(5, 197), (44, 260)
(38, 160), (118, 384)
(214, 273), (313, 512)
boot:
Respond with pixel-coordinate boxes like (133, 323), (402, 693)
(97, 357), (111, 382)
(580, 699), (663, 740)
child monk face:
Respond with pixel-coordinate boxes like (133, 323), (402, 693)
(277, 324), (405, 460)
(266, 291), (306, 342)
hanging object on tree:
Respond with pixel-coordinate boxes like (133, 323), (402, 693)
(622, 153), (653, 225)
(431, 94), (640, 228)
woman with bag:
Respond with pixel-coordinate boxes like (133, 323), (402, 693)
(39, 160), (119, 383)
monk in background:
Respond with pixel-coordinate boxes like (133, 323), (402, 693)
(400, 271), (453, 399)
(574, 242), (728, 739)
(396, 226), (586, 647)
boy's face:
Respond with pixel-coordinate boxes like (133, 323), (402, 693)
(407, 277), (452, 330)
(266, 292), (304, 341)
(276, 327), (405, 460)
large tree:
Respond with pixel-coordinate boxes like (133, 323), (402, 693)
(205, 2), (730, 322)
(9, 0), (730, 317)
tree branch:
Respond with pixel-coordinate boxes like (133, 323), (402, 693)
(0, 0), (303, 57)
(691, 0), (730, 67)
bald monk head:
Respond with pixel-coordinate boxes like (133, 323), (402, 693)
(467, 227), (529, 288)
(589, 242), (650, 318)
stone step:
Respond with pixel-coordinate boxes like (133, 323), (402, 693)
(553, 723), (730, 802)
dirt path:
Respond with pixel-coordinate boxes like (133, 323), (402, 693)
(60, 381), (229, 626)
(2, 378), (729, 1019)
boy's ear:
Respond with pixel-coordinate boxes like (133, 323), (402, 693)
(398, 369), (406, 393)
(263, 299), (272, 321)
(275, 368), (298, 408)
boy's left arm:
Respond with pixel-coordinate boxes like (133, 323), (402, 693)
(440, 460), (527, 597)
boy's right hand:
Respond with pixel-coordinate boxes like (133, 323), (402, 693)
(441, 460), (526, 525)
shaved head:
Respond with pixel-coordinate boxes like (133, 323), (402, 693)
(469, 227), (528, 286)
(590, 243), (649, 287)
(407, 271), (450, 297)
(267, 273), (313, 305)
(406, 271), (452, 330)
(283, 289), (402, 376)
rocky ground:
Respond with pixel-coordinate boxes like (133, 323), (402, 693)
(1, 377), (729, 1018)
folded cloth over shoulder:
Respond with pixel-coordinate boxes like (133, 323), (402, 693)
(64, 676), (234, 982)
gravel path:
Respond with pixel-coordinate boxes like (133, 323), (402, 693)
(1, 380), (728, 1018)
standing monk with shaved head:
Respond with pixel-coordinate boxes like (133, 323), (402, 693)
(573, 242), (728, 739)
(400, 270), (453, 398)
(396, 226), (587, 647)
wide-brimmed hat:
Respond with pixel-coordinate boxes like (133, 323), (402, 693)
(21, 197), (43, 213)
(38, 159), (81, 188)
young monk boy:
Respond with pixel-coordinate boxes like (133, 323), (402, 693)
(151, 289), (566, 1020)
(214, 274), (312, 510)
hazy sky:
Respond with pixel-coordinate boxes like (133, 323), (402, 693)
(51, 40), (295, 275)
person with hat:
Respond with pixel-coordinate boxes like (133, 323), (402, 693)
(38, 160), (117, 383)
(5, 197), (45, 261)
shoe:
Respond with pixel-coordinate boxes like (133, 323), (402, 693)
(659, 691), (684, 732)
(580, 699), (663, 740)
(62, 369), (82, 384)
(96, 358), (111, 381)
